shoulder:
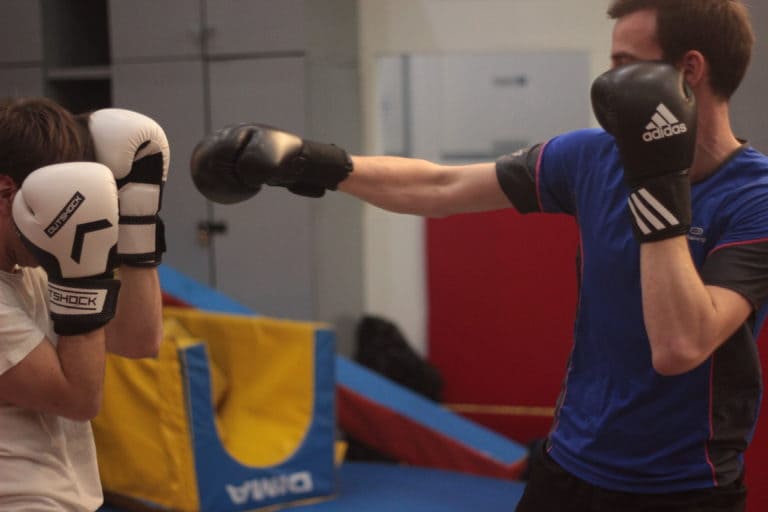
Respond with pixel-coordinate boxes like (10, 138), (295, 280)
(0, 270), (24, 307)
(725, 145), (768, 174)
(737, 146), (768, 182)
(699, 146), (768, 247)
(542, 128), (616, 164)
(716, 147), (768, 204)
(539, 128), (620, 178)
(21, 266), (48, 289)
(0, 267), (47, 301)
(546, 128), (613, 149)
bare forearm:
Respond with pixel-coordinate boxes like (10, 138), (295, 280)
(106, 266), (163, 358)
(640, 237), (749, 374)
(340, 156), (508, 217)
(54, 330), (106, 420)
(0, 331), (107, 420)
(339, 156), (446, 215)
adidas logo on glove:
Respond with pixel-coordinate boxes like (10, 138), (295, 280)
(642, 103), (688, 142)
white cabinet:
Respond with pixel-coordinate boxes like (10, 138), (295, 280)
(378, 52), (591, 164)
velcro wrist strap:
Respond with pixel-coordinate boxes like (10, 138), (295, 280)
(48, 278), (121, 335)
(277, 140), (352, 192)
(118, 215), (165, 266)
(626, 172), (691, 243)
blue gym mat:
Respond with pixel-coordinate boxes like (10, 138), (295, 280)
(98, 462), (525, 511)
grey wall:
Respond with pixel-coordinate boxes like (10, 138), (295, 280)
(732, 2), (768, 152)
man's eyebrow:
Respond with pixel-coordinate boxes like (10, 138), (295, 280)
(611, 51), (636, 61)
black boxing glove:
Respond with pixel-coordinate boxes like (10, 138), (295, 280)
(591, 62), (697, 242)
(189, 123), (353, 203)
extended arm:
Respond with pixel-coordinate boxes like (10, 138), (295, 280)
(189, 124), (514, 216)
(340, 156), (509, 217)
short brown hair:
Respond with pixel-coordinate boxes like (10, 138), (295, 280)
(607, 0), (754, 99)
(0, 97), (94, 186)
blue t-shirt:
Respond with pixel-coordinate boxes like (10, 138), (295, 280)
(498, 128), (768, 493)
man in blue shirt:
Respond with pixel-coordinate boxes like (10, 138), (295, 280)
(190, 1), (767, 510)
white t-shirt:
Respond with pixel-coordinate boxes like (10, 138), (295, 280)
(0, 266), (102, 511)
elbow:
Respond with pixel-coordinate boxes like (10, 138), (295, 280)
(650, 337), (707, 376)
(146, 330), (163, 357)
(136, 332), (162, 358)
(73, 404), (101, 422)
(120, 333), (162, 359)
(424, 207), (452, 219)
(419, 191), (460, 218)
(652, 355), (693, 376)
(64, 395), (103, 422)
(108, 320), (163, 358)
(389, 192), (453, 217)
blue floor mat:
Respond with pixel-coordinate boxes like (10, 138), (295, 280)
(99, 462), (525, 512)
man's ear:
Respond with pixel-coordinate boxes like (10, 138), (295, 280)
(0, 175), (17, 217)
(681, 50), (707, 90)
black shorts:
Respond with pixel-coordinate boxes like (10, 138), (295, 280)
(515, 443), (747, 512)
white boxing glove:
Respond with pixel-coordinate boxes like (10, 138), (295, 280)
(12, 162), (120, 335)
(85, 108), (170, 266)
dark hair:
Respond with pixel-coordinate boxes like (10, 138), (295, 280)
(607, 0), (754, 99)
(0, 97), (94, 186)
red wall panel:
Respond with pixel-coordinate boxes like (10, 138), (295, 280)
(427, 211), (578, 441)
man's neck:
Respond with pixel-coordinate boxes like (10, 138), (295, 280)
(0, 248), (16, 273)
(689, 98), (742, 183)
(0, 225), (27, 274)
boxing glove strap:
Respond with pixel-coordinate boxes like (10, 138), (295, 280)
(114, 152), (165, 188)
(269, 139), (352, 193)
(48, 277), (121, 335)
(626, 172), (691, 243)
(299, 140), (353, 190)
(118, 217), (165, 266)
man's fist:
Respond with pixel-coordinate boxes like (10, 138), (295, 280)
(591, 62), (697, 242)
(13, 162), (120, 335)
(591, 61), (697, 185)
(83, 108), (170, 266)
(190, 123), (352, 203)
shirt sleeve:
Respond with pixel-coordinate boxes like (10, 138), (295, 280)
(495, 129), (607, 216)
(0, 297), (46, 376)
(495, 144), (543, 213)
(536, 135), (578, 215)
(701, 242), (768, 309)
(701, 184), (768, 309)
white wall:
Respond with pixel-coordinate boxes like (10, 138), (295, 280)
(356, 0), (614, 354)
